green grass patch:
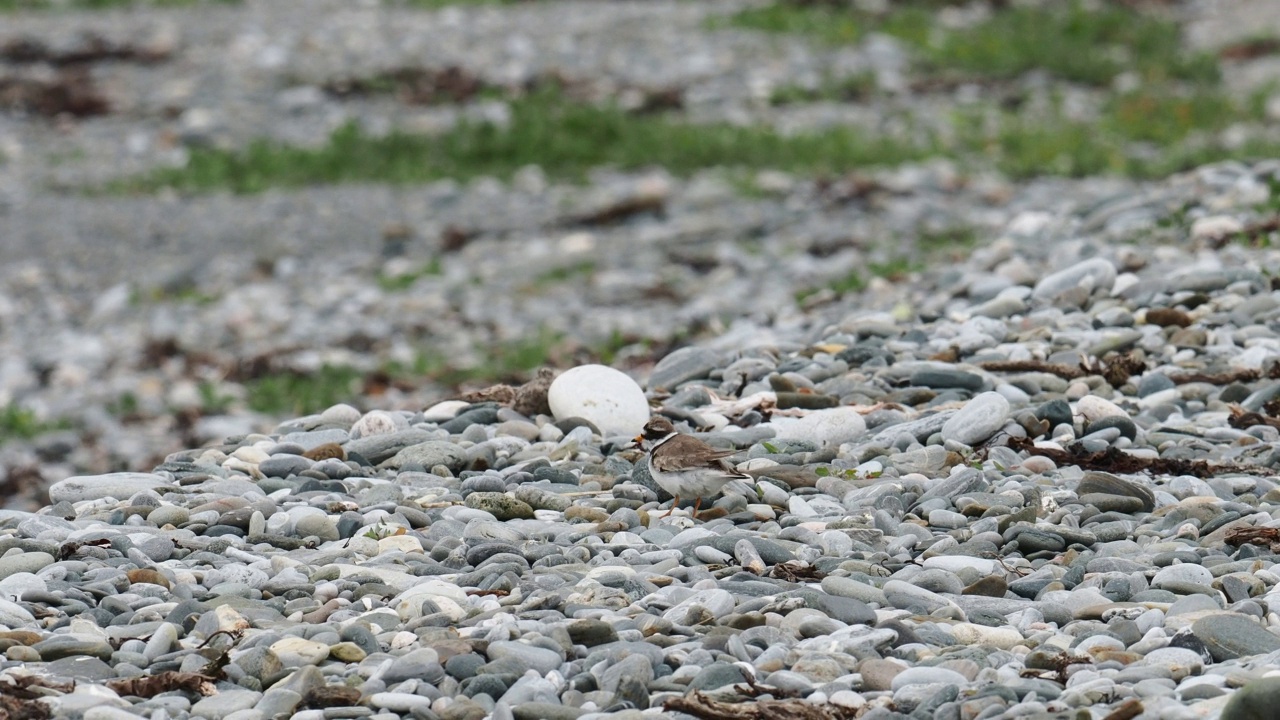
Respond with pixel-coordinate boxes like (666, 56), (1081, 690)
(134, 285), (219, 306)
(529, 261), (596, 288)
(915, 3), (1217, 86)
(406, 329), (563, 387)
(116, 88), (933, 194)
(107, 392), (139, 419)
(957, 89), (1280, 180)
(0, 405), (70, 439)
(394, 0), (520, 8)
(197, 382), (236, 414)
(794, 258), (919, 304)
(245, 366), (364, 416)
(378, 258), (443, 291)
(919, 226), (978, 253)
(770, 72), (877, 106)
(719, 1), (1218, 86)
(0, 0), (236, 10)
(716, 3), (868, 45)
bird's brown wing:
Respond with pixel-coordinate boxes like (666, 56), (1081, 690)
(651, 435), (738, 473)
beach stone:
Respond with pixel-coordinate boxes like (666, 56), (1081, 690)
(859, 659), (905, 691)
(379, 441), (468, 472)
(1192, 614), (1280, 661)
(1153, 564), (1213, 589)
(1221, 677), (1280, 720)
(940, 392), (1009, 446)
(891, 666), (969, 691)
(1032, 257), (1116, 300)
(770, 406), (866, 448)
(1085, 415), (1137, 440)
(647, 348), (719, 392)
(370, 693), (432, 712)
(465, 493), (535, 520)
(319, 403), (361, 426)
(147, 506), (189, 526)
(910, 369), (984, 391)
(1035, 399), (1073, 431)
(46, 657), (115, 682)
(0, 552), (54, 581)
(49, 473), (171, 503)
(1077, 472), (1154, 512)
(487, 641), (563, 675)
(1143, 647), (1204, 681)
(258, 454), (312, 478)
(191, 689), (262, 720)
(269, 637), (330, 668)
(567, 620), (618, 647)
(352, 410), (406, 438)
(511, 704), (583, 720)
(1077, 395), (1127, 422)
(382, 648), (445, 684)
(34, 636), (113, 662)
(548, 364), (649, 437)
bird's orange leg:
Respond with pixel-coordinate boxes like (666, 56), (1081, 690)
(661, 495), (680, 518)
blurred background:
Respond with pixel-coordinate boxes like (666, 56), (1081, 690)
(0, 0), (1277, 506)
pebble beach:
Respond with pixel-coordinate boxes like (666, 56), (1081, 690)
(6, 1), (1280, 720)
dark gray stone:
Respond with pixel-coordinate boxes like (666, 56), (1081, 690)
(1192, 613), (1280, 661)
(1077, 472), (1154, 512)
(647, 347), (721, 392)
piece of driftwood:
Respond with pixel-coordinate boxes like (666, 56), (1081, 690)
(1102, 698), (1144, 720)
(1228, 405), (1280, 431)
(1007, 437), (1270, 478)
(1225, 526), (1280, 548)
(664, 691), (859, 720)
(105, 672), (216, 699)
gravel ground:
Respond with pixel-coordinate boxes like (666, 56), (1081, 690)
(5, 2), (1280, 720)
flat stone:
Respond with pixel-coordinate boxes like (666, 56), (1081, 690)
(48, 473), (171, 504)
(0, 552), (54, 582)
(1191, 614), (1280, 661)
(378, 441), (468, 472)
(770, 406), (866, 449)
(647, 347), (720, 392)
(890, 666), (969, 691)
(344, 429), (434, 465)
(34, 636), (113, 662)
(1032, 257), (1116, 300)
(487, 641), (563, 675)
(46, 657), (116, 682)
(464, 493), (535, 520)
(910, 369), (984, 391)
(1077, 471), (1154, 512)
(191, 689), (262, 720)
(1221, 677), (1280, 720)
(511, 703), (584, 720)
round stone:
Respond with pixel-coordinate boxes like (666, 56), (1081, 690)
(770, 406), (867, 448)
(548, 364), (649, 437)
(940, 391), (1010, 446)
(1076, 395), (1127, 423)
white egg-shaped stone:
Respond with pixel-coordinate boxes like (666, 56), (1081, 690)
(547, 364), (649, 437)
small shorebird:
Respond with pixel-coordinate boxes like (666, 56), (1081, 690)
(635, 416), (751, 517)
